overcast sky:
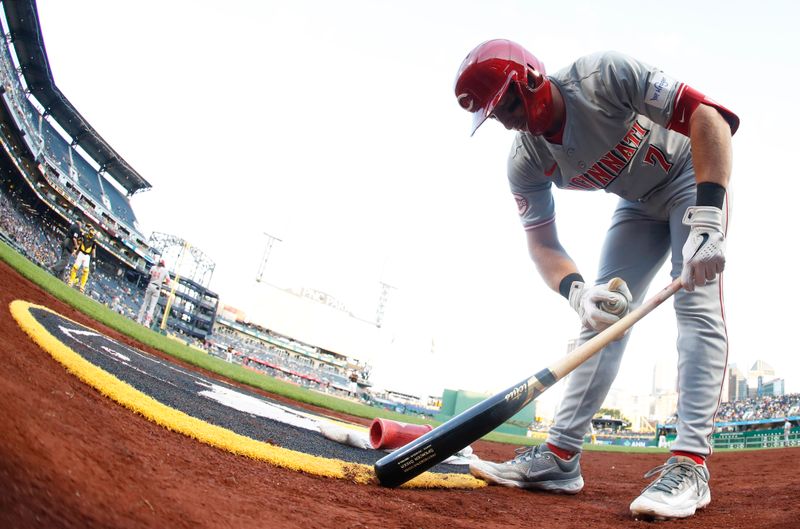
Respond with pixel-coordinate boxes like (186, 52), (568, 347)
(29, 1), (800, 405)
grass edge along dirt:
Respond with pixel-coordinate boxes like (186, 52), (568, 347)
(0, 239), (670, 451)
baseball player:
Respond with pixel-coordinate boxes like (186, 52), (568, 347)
(50, 218), (82, 280)
(454, 40), (738, 520)
(67, 226), (97, 294)
(136, 259), (171, 328)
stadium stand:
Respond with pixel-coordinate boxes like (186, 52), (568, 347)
(101, 176), (139, 228)
(1, 5), (142, 267)
(653, 393), (800, 449)
(1, 1), (151, 195)
(1, 178), (140, 307)
(209, 318), (370, 401)
(716, 393), (800, 422)
(1, 0), (382, 407)
(0, 4), (222, 341)
(0, 181), (58, 266)
(4, 144), (364, 400)
(154, 275), (219, 340)
(68, 146), (105, 206)
(39, 120), (74, 182)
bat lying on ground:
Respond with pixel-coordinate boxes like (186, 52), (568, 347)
(374, 278), (683, 487)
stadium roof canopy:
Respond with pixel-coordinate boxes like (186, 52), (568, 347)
(2, 0), (152, 195)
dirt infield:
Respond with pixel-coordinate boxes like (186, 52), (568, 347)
(1, 259), (798, 529)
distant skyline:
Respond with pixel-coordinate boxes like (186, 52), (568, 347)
(28, 0), (800, 398)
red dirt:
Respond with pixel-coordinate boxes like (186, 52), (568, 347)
(1, 258), (798, 529)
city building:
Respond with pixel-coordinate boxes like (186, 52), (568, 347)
(727, 360), (785, 400)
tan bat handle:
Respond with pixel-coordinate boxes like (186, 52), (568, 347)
(550, 278), (683, 381)
(607, 277), (625, 291)
(601, 277), (628, 315)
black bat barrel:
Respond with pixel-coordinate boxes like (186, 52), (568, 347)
(374, 376), (540, 487)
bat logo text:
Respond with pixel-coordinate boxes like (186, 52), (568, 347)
(504, 382), (528, 402)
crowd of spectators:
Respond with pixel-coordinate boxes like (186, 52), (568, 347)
(716, 393), (800, 422)
(1, 184), (59, 267)
(659, 394), (800, 427)
(90, 267), (145, 318)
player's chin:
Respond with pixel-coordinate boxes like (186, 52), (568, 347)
(513, 122), (530, 133)
(500, 119), (527, 132)
(507, 122), (526, 132)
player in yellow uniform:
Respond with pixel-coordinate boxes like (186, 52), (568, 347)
(68, 226), (97, 294)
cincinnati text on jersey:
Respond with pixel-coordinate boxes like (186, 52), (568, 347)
(566, 120), (652, 191)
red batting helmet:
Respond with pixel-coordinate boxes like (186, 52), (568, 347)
(454, 39), (554, 135)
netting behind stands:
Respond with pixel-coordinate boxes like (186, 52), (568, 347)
(40, 119), (71, 174)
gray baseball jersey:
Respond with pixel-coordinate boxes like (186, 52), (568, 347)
(507, 51), (739, 457)
(509, 51), (737, 229)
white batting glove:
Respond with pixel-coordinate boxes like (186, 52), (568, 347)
(568, 278), (633, 332)
(681, 206), (725, 292)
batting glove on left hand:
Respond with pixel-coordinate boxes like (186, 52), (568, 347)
(568, 278), (633, 333)
(681, 206), (725, 292)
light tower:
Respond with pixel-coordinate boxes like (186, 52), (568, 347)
(375, 280), (396, 328)
(147, 232), (215, 287)
(256, 232), (282, 283)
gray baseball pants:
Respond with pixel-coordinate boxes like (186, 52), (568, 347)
(137, 286), (161, 327)
(546, 167), (728, 457)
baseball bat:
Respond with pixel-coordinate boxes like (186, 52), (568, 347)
(374, 277), (683, 487)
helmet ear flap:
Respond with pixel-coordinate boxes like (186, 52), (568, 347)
(525, 67), (545, 91)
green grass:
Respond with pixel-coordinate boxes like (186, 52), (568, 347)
(1, 238), (670, 449)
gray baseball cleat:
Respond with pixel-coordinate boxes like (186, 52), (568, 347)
(629, 456), (711, 520)
(469, 443), (584, 493)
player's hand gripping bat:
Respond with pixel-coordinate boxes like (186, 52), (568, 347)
(374, 277), (683, 487)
